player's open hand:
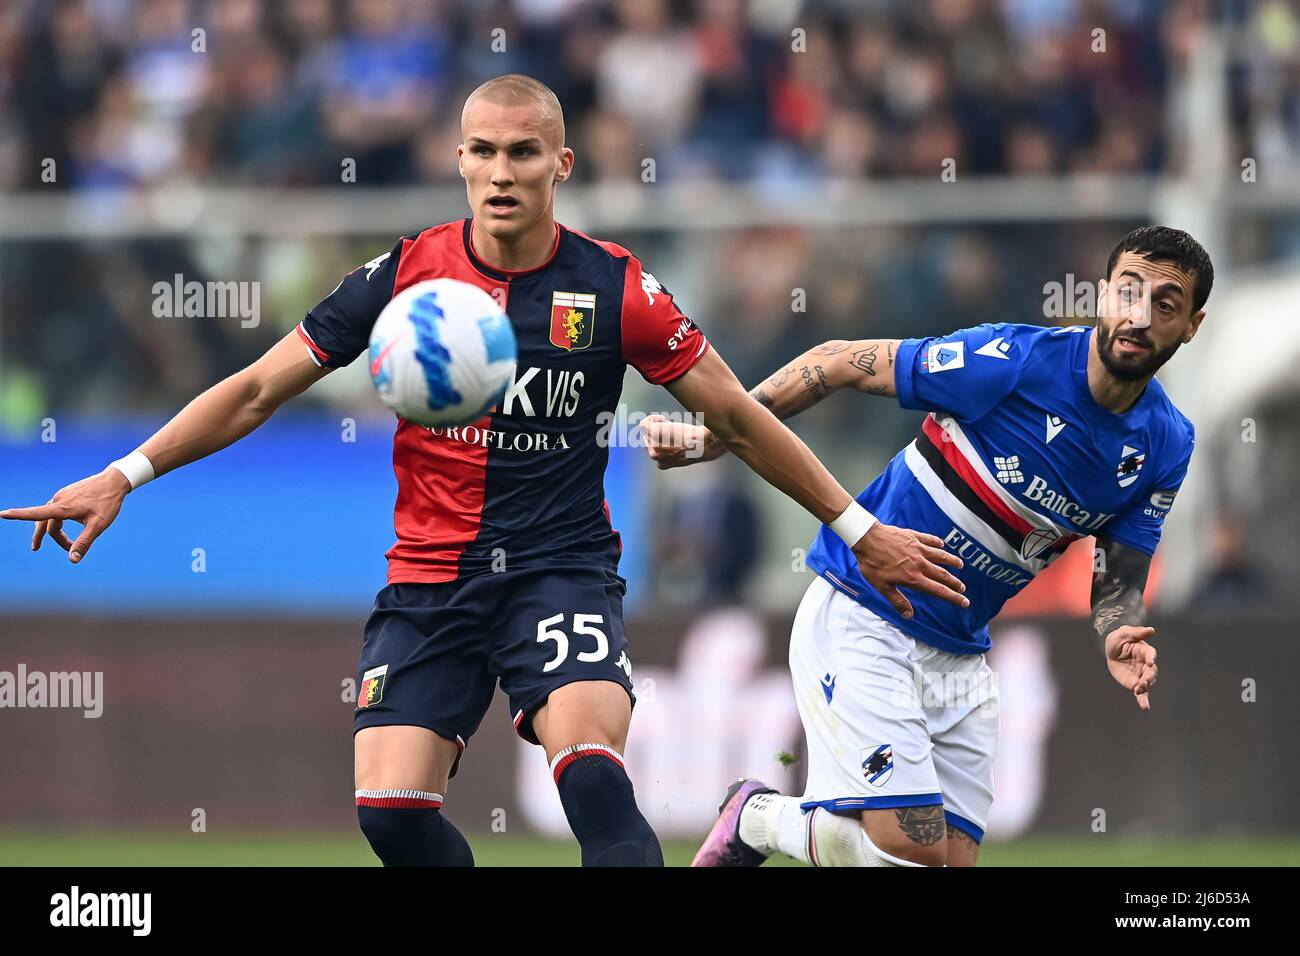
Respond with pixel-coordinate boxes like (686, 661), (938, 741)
(639, 413), (726, 469)
(1104, 625), (1157, 711)
(851, 523), (967, 619)
(1, 468), (131, 564)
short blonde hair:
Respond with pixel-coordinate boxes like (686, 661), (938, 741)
(461, 74), (565, 147)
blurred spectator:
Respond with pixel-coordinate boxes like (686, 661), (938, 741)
(595, 0), (701, 158)
(1193, 514), (1280, 611)
(654, 460), (762, 607)
(320, 0), (447, 183)
(8, 0), (119, 190)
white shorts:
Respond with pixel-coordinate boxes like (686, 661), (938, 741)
(790, 575), (999, 843)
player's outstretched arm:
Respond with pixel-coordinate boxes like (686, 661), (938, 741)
(754, 338), (902, 409)
(1091, 537), (1158, 711)
(1, 329), (331, 564)
(660, 347), (967, 618)
(642, 338), (900, 469)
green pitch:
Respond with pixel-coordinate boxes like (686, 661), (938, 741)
(2, 831), (1298, 866)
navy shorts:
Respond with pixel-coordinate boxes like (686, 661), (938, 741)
(353, 566), (635, 766)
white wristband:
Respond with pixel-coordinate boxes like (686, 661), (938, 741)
(829, 500), (877, 546)
(108, 451), (155, 490)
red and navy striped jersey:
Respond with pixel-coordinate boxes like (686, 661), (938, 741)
(807, 323), (1195, 655)
(297, 219), (709, 583)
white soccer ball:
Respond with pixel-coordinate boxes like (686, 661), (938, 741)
(368, 278), (517, 427)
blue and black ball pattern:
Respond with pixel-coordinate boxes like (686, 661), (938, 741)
(408, 291), (464, 411)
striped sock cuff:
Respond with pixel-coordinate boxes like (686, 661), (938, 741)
(549, 743), (625, 783)
(355, 788), (444, 809)
(806, 807), (822, 868)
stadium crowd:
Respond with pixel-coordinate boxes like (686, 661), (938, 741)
(5, 0), (1289, 190)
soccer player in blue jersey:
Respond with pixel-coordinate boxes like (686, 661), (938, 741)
(645, 226), (1212, 867)
(1, 74), (967, 867)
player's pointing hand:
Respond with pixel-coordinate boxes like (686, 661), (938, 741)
(851, 525), (967, 619)
(1, 468), (131, 564)
(1104, 625), (1158, 711)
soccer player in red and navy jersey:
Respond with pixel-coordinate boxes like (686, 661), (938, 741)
(2, 75), (966, 866)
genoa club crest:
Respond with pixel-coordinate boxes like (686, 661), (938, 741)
(550, 292), (596, 351)
(358, 664), (388, 709)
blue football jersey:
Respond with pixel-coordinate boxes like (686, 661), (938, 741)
(806, 323), (1195, 655)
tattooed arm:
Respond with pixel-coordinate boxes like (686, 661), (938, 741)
(1090, 537), (1159, 711)
(749, 338), (901, 420)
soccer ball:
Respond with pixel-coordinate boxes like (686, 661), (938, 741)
(368, 278), (518, 427)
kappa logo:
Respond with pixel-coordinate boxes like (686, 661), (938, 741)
(861, 744), (894, 786)
(1117, 445), (1146, 488)
(925, 341), (965, 373)
(974, 337), (1011, 359)
(640, 270), (664, 305)
(821, 672), (836, 705)
(1045, 414), (1067, 444)
(358, 664), (388, 709)
(362, 252), (390, 281)
(614, 650), (632, 678)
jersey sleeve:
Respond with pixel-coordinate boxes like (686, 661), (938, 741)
(1101, 421), (1195, 557)
(619, 255), (710, 385)
(297, 239), (404, 369)
(894, 323), (1028, 422)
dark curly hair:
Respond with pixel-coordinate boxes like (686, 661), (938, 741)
(1106, 225), (1214, 313)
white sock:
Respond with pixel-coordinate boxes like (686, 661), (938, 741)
(740, 793), (933, 866)
(737, 791), (787, 858)
(740, 794), (869, 866)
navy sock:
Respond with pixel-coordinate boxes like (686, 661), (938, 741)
(552, 744), (664, 867)
(356, 789), (473, 867)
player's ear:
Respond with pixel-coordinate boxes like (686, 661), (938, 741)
(1184, 309), (1206, 343)
(456, 143), (466, 179)
(555, 146), (575, 184)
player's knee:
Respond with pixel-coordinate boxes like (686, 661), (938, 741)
(354, 725), (460, 792)
(533, 681), (632, 757)
(863, 810), (948, 867)
(944, 824), (981, 867)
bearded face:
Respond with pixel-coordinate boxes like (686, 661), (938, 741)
(1094, 315), (1185, 381)
(1096, 252), (1203, 382)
